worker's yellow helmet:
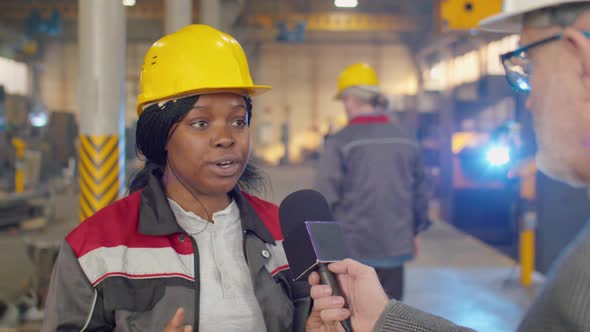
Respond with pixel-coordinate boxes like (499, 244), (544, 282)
(336, 63), (379, 98)
(136, 24), (271, 115)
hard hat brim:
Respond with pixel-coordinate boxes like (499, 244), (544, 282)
(137, 85), (271, 116)
(479, 11), (526, 33)
(479, 0), (589, 33)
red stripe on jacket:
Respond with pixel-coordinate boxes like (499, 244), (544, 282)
(66, 190), (284, 259)
(349, 114), (390, 125)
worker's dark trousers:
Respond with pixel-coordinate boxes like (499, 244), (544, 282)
(375, 265), (404, 300)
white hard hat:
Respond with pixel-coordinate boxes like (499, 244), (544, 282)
(480, 0), (590, 33)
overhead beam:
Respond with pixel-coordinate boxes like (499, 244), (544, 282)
(0, 1), (200, 20)
(247, 12), (418, 32)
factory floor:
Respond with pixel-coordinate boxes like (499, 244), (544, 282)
(0, 164), (542, 332)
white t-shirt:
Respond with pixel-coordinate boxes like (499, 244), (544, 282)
(168, 198), (267, 332)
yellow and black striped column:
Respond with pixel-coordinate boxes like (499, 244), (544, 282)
(78, 0), (126, 222)
(79, 135), (122, 221)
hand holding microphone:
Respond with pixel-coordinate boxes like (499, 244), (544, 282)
(279, 190), (353, 332)
(279, 190), (391, 332)
(308, 259), (389, 332)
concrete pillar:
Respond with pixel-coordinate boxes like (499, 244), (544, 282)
(409, 51), (423, 137)
(310, 46), (319, 130)
(200, 0), (221, 29)
(78, 0), (126, 221)
(439, 79), (455, 223)
(164, 0), (193, 34)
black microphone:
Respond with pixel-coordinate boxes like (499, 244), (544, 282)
(279, 189), (353, 332)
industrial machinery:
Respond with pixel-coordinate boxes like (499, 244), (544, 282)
(452, 120), (524, 247)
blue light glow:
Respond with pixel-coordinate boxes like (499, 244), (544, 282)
(518, 81), (530, 91)
(29, 102), (48, 127)
(486, 145), (510, 167)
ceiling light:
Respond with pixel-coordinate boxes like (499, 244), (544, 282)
(122, 0), (136, 7)
(335, 0), (358, 8)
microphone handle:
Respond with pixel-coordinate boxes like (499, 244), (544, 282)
(318, 263), (353, 332)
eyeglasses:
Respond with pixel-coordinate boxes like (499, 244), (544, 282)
(500, 32), (590, 93)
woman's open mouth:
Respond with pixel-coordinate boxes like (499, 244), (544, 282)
(209, 159), (241, 177)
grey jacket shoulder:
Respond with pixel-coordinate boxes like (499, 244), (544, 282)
(374, 301), (475, 332)
(328, 123), (418, 149)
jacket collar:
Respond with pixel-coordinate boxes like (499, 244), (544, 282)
(233, 189), (276, 245)
(138, 170), (275, 244)
(349, 113), (390, 125)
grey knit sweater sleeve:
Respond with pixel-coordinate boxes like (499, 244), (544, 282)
(517, 222), (590, 332)
(374, 221), (590, 332)
(373, 301), (476, 332)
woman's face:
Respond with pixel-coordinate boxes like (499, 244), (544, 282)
(165, 93), (251, 195)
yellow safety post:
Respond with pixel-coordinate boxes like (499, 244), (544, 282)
(517, 160), (537, 287)
(520, 211), (536, 286)
(12, 137), (26, 193)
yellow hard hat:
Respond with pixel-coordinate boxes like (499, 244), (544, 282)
(136, 24), (271, 115)
(336, 63), (379, 98)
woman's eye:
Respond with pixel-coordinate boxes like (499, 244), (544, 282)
(233, 119), (247, 128)
(191, 121), (208, 129)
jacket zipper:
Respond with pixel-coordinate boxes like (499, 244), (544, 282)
(191, 236), (200, 332)
(242, 230), (249, 263)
